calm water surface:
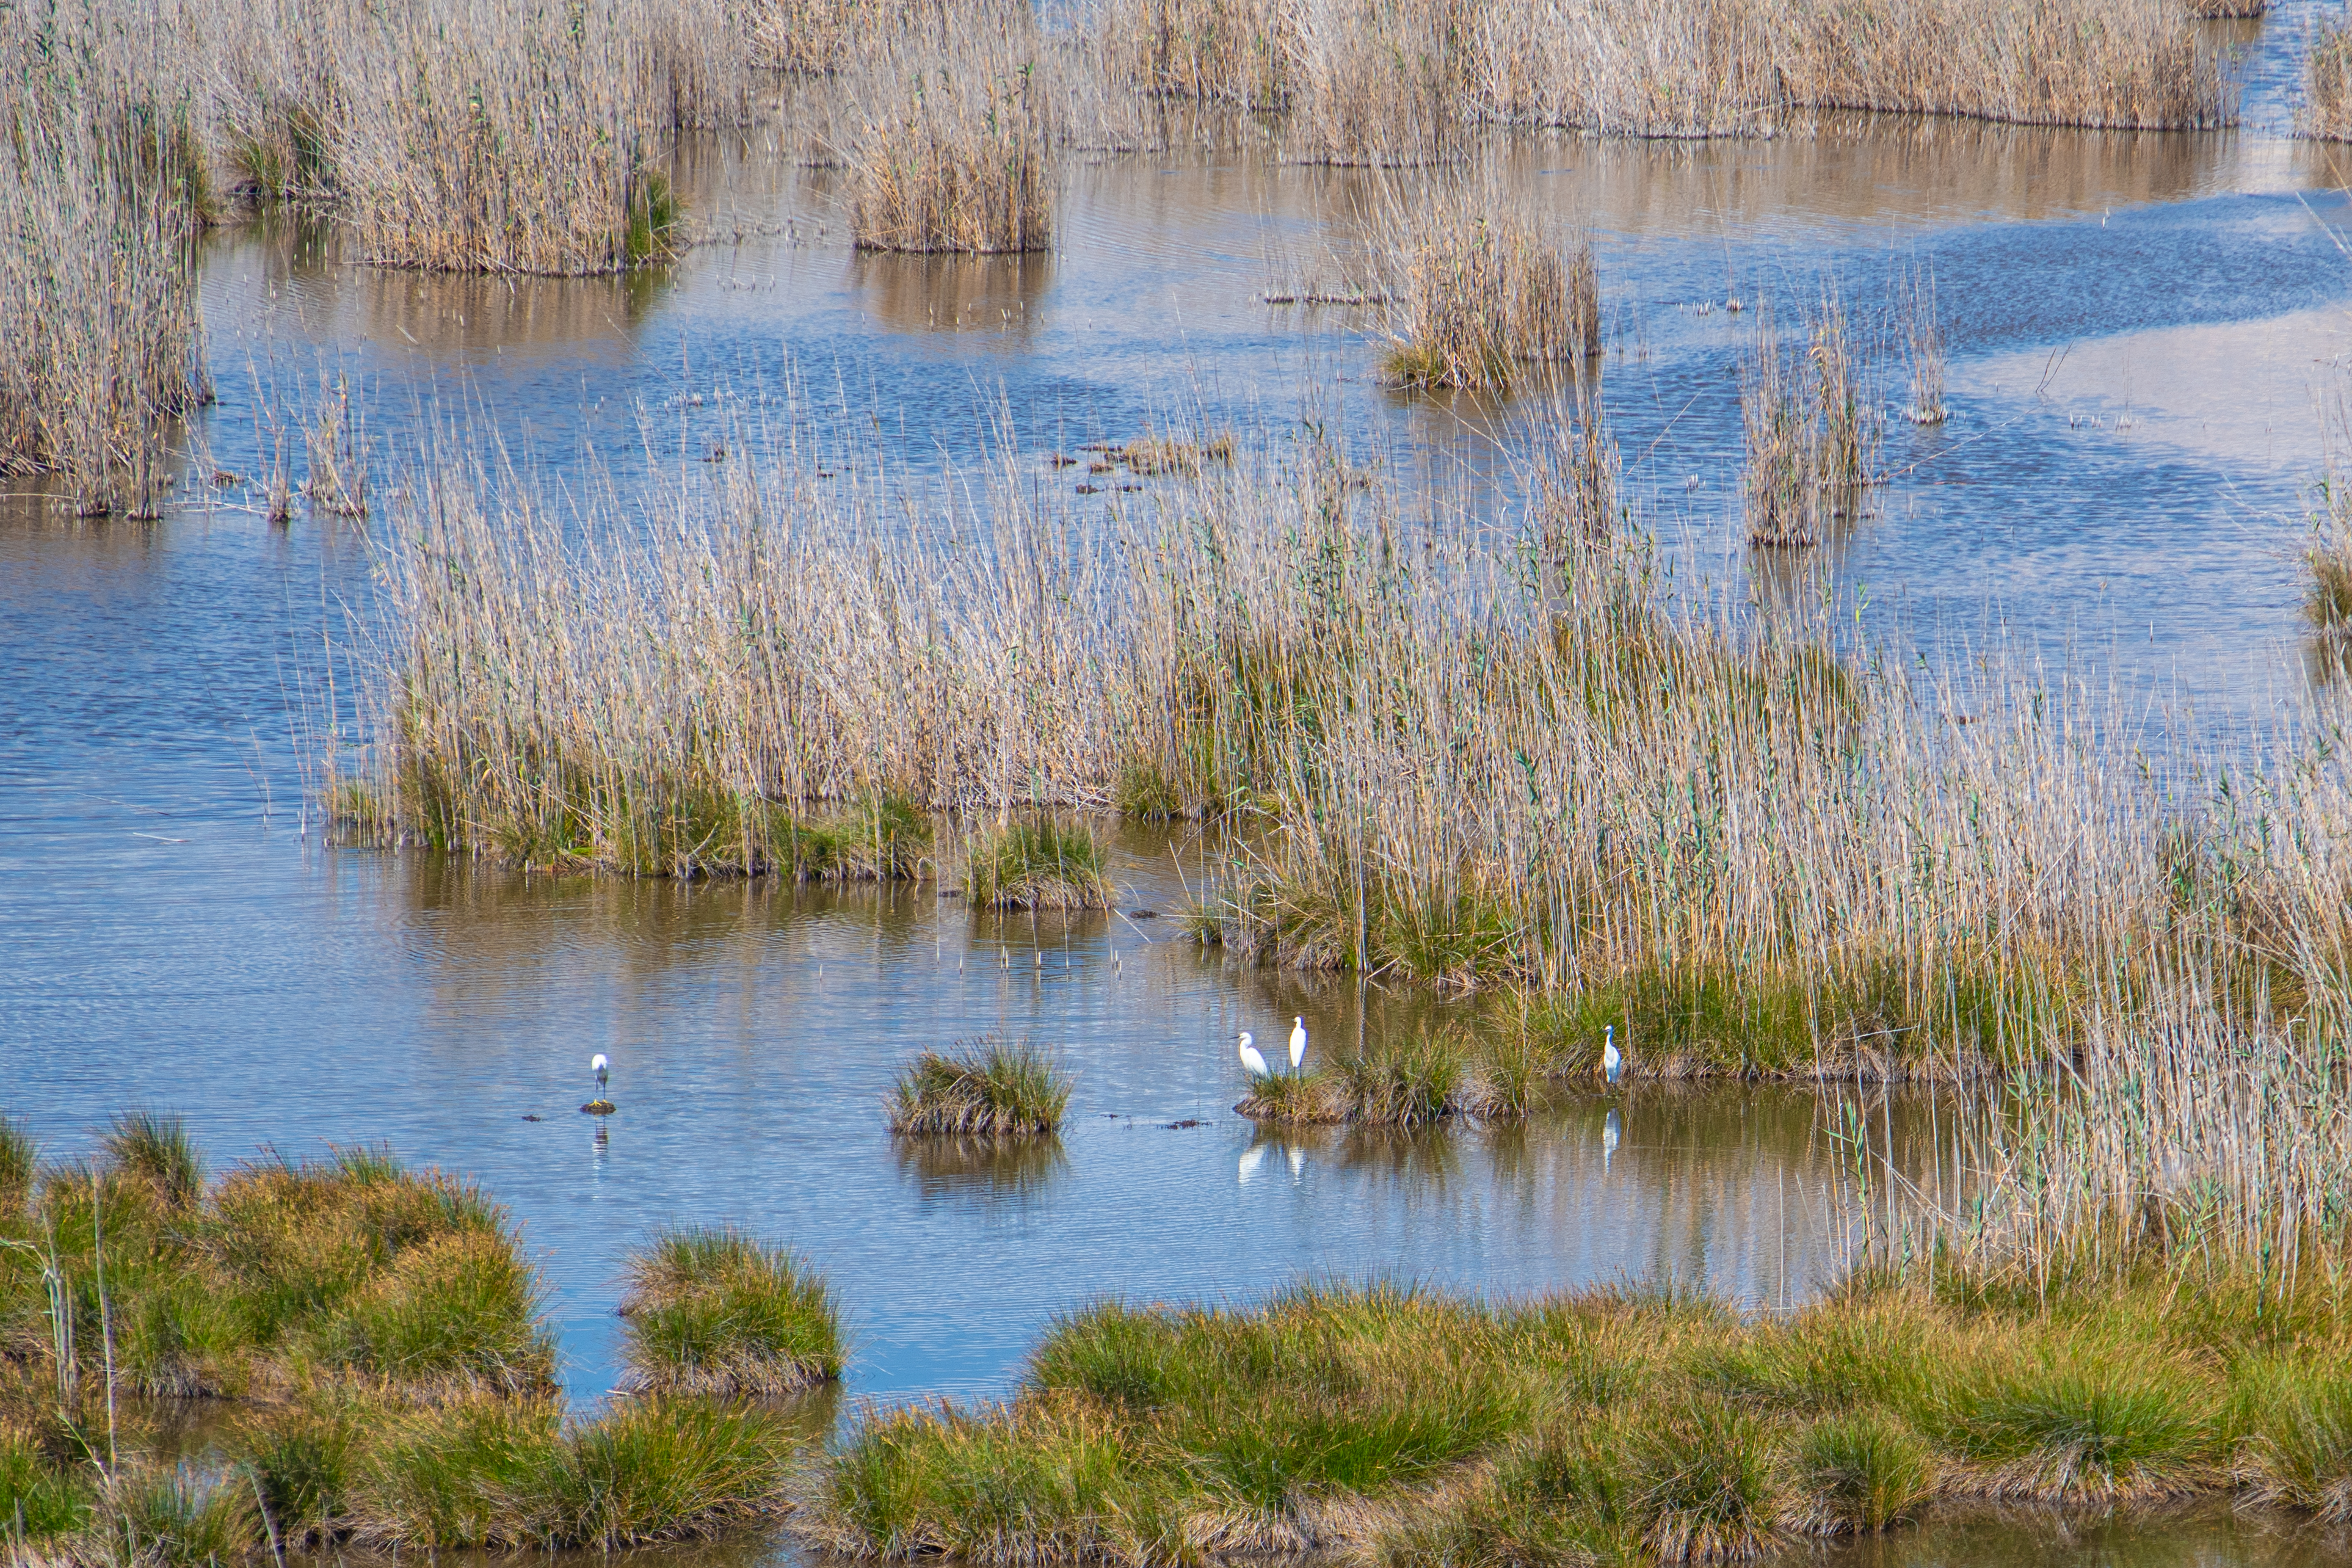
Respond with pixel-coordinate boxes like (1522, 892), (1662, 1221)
(8, 14), (2352, 1564)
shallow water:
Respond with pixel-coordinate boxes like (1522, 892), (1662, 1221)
(10, 10), (2352, 1563)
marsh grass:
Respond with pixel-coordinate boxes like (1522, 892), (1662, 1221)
(1238, 1031), (1534, 1125)
(802, 1274), (2352, 1565)
(619, 1227), (843, 1395)
(2306, 467), (2352, 635)
(2314, 10), (2352, 139)
(0, 37), (208, 515)
(965, 821), (1112, 910)
(1745, 287), (1876, 544)
(335, 1390), (799, 1549)
(1900, 265), (1947, 425)
(0, 1126), (553, 1401)
(1742, 311), (1816, 546)
(889, 1039), (1073, 1136)
(1381, 189), (1599, 391)
(1092, 0), (2227, 139)
(844, 14), (1058, 254)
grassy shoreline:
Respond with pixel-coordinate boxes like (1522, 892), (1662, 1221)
(796, 1268), (2352, 1566)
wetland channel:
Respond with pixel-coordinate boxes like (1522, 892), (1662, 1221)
(9, 9), (2352, 1561)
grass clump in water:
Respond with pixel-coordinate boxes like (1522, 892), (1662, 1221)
(889, 1038), (1073, 1136)
(619, 1226), (842, 1395)
(965, 820), (1112, 910)
(1381, 190), (1600, 391)
(844, 13), (1057, 254)
(1237, 1031), (1534, 1125)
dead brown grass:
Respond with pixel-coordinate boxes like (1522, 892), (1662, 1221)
(843, 10), (1059, 254)
(1379, 184), (1600, 390)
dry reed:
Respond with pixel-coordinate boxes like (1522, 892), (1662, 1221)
(0, 13), (209, 515)
(1743, 286), (1875, 545)
(18, 0), (747, 277)
(2310, 8), (2352, 140)
(1900, 264), (1946, 426)
(1741, 311), (1816, 546)
(842, 9), (1059, 254)
(1379, 186), (1600, 390)
(1092, 0), (2230, 139)
(342, 390), (2352, 1123)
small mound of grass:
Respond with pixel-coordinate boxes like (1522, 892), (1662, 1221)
(1784, 1410), (1933, 1534)
(2235, 1356), (2352, 1520)
(965, 820), (1113, 910)
(619, 1226), (842, 1395)
(105, 1111), (203, 1208)
(777, 791), (932, 881)
(1632, 1396), (1779, 1563)
(1238, 1033), (1533, 1126)
(1933, 1343), (2222, 1501)
(889, 1038), (1072, 1136)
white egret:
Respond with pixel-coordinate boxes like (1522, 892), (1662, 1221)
(1289, 1017), (1307, 1072)
(1238, 1031), (1272, 1079)
(1602, 1026), (1621, 1084)
(592, 1053), (609, 1091)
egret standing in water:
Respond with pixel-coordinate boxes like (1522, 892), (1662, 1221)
(1238, 1032), (1272, 1079)
(1602, 1026), (1621, 1084)
(592, 1053), (609, 1092)
(1289, 1017), (1307, 1073)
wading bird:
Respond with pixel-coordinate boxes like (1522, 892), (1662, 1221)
(1289, 1017), (1307, 1072)
(1602, 1026), (1621, 1084)
(1238, 1031), (1271, 1079)
(592, 1053), (609, 1091)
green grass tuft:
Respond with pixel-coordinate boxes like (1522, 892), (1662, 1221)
(1784, 1410), (1933, 1534)
(965, 821), (1113, 910)
(889, 1038), (1072, 1136)
(619, 1225), (842, 1395)
(104, 1111), (203, 1208)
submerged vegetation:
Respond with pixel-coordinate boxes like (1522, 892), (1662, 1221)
(620, 1227), (843, 1395)
(890, 1039), (1073, 1136)
(0, 1120), (828, 1561)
